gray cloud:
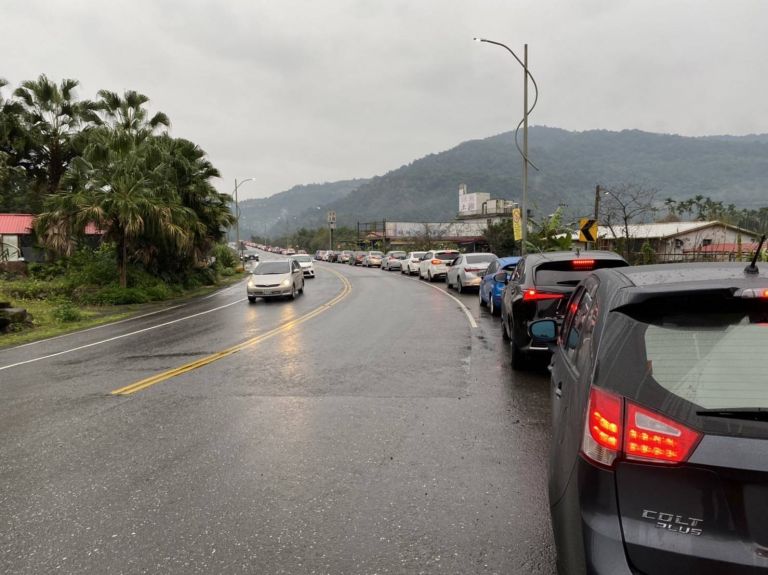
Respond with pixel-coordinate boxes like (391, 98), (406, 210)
(3, 0), (767, 200)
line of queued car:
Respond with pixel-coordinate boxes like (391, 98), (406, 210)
(258, 237), (768, 573)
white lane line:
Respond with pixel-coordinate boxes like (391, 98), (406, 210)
(203, 281), (245, 299)
(1, 305), (186, 351)
(0, 298), (245, 372)
(403, 274), (478, 329)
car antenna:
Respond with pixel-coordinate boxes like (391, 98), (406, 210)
(745, 234), (766, 275)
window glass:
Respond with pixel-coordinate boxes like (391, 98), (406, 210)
(466, 254), (495, 264)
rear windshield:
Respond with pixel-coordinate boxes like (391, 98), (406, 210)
(534, 259), (626, 286)
(600, 292), (768, 438)
(292, 255), (312, 262)
(435, 252), (459, 261)
(370, 252), (384, 257)
(466, 254), (495, 264)
(253, 261), (290, 274)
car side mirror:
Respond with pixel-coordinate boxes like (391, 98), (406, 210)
(529, 319), (559, 346)
(494, 271), (508, 284)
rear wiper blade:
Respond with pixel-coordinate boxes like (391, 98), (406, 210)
(696, 408), (768, 422)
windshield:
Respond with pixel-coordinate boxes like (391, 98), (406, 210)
(600, 293), (768, 437)
(466, 254), (495, 264)
(534, 259), (627, 286)
(253, 261), (291, 275)
(435, 252), (459, 261)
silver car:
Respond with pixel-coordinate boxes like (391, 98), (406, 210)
(290, 254), (316, 278)
(247, 259), (305, 302)
(446, 252), (497, 293)
(401, 251), (426, 275)
(381, 251), (406, 271)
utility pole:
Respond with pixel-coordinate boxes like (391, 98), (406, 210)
(593, 184), (601, 250)
(521, 43), (528, 255)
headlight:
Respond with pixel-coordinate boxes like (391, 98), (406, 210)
(247, 279), (254, 287)
(281, 279), (291, 287)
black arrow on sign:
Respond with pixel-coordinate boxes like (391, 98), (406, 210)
(580, 219), (597, 242)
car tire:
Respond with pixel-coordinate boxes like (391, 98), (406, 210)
(299, 282), (304, 294)
(479, 290), (487, 307)
(457, 279), (463, 294)
(290, 284), (297, 300)
(501, 311), (511, 340)
(428, 271), (433, 282)
(489, 297), (496, 316)
(248, 296), (256, 303)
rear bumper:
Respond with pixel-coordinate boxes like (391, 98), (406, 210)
(463, 276), (482, 287)
(550, 458), (634, 574)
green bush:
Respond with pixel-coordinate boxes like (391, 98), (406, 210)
(52, 302), (83, 323)
(87, 286), (150, 305)
(1, 278), (71, 300)
(211, 243), (238, 269)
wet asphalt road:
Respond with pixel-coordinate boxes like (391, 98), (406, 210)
(0, 253), (556, 574)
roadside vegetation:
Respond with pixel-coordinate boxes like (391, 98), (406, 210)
(0, 74), (241, 343)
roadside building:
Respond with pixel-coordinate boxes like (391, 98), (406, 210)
(0, 213), (103, 263)
(572, 220), (763, 262)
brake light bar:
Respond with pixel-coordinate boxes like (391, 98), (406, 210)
(571, 259), (596, 269)
(581, 387), (702, 467)
(523, 289), (564, 302)
(431, 259), (443, 265)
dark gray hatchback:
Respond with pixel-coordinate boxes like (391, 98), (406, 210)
(533, 261), (768, 574)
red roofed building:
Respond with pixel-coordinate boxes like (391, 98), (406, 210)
(0, 214), (103, 262)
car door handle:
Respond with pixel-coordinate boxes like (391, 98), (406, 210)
(554, 381), (563, 399)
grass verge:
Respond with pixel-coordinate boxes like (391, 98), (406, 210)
(0, 272), (246, 350)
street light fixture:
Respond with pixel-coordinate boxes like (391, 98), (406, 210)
(233, 177), (256, 258)
(474, 37), (539, 255)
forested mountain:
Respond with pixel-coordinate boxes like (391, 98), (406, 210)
(254, 126), (768, 235)
(237, 179), (368, 238)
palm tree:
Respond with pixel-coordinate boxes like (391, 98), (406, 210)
(13, 74), (98, 201)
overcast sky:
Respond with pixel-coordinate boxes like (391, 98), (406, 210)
(3, 0), (768, 200)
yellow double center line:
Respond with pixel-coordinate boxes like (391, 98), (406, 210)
(111, 268), (352, 396)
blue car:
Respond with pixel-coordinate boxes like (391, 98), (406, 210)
(478, 256), (521, 316)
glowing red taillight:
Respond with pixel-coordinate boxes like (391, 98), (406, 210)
(625, 403), (701, 463)
(582, 387), (623, 466)
(522, 289), (564, 302)
(431, 259), (442, 265)
(581, 387), (702, 467)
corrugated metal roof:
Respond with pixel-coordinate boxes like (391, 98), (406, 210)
(0, 214), (34, 234)
(597, 221), (719, 239)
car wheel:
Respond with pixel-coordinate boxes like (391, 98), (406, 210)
(457, 279), (463, 294)
(290, 284), (297, 300)
(490, 297), (500, 316)
(501, 311), (511, 340)
(479, 289), (487, 307)
(299, 281), (304, 294)
(428, 271), (433, 282)
(248, 296), (256, 303)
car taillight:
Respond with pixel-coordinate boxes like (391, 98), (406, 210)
(582, 387), (623, 466)
(465, 267), (483, 273)
(581, 386), (702, 468)
(522, 289), (564, 302)
(431, 259), (442, 265)
(625, 403), (701, 464)
(572, 259), (596, 269)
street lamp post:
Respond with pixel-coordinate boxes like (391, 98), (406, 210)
(233, 177), (256, 258)
(474, 37), (539, 255)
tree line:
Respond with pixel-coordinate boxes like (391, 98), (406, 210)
(0, 74), (234, 286)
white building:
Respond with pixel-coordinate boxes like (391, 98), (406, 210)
(572, 220), (763, 262)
